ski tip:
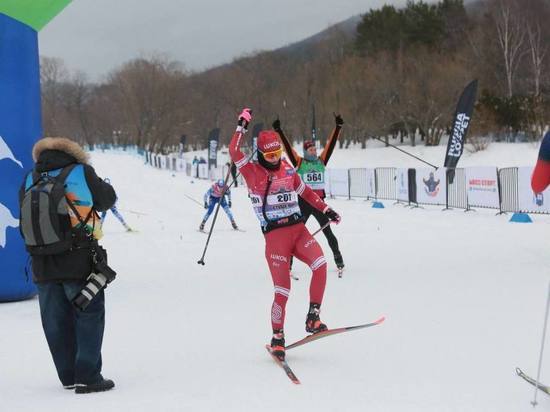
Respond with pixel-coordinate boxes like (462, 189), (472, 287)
(515, 367), (522, 376)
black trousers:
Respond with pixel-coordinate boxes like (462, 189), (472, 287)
(37, 281), (105, 386)
(298, 197), (341, 258)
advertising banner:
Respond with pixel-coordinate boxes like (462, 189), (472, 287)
(198, 163), (209, 179)
(207, 128), (220, 169)
(408, 169), (417, 204)
(416, 168), (447, 205)
(0, 1), (72, 301)
(444, 80), (478, 170)
(396, 168), (409, 202)
(465, 167), (499, 208)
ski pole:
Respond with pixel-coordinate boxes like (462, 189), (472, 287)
(184, 194), (204, 208)
(531, 281), (550, 407)
(118, 208), (148, 216)
(369, 135), (438, 170)
(100, 210), (107, 230)
(196, 151), (254, 265)
(197, 164), (236, 265)
(111, 206), (133, 231)
(311, 221), (332, 237)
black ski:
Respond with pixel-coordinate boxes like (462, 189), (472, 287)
(516, 367), (550, 395)
(286, 316), (385, 351)
(265, 345), (300, 384)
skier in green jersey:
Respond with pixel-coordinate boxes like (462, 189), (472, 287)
(273, 114), (345, 274)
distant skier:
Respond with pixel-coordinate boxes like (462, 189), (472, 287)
(199, 179), (238, 231)
(229, 108), (341, 361)
(99, 179), (134, 232)
(100, 205), (134, 232)
(273, 114), (345, 274)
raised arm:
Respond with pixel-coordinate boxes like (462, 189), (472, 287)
(229, 108), (255, 184)
(273, 118), (301, 168)
(319, 114), (344, 166)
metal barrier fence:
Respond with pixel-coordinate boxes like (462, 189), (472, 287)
(325, 166), (546, 215)
(375, 168), (396, 200)
(498, 167), (519, 213)
(446, 168), (468, 209)
(139, 150), (543, 216)
(349, 168), (369, 199)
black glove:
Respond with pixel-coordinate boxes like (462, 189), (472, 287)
(204, 202), (208, 209)
(272, 118), (281, 131)
(228, 200), (232, 208)
(324, 208), (341, 224)
(334, 113), (344, 127)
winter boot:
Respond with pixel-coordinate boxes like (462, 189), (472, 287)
(270, 330), (285, 361)
(75, 378), (115, 394)
(231, 220), (239, 230)
(199, 220), (206, 231)
(306, 303), (328, 334)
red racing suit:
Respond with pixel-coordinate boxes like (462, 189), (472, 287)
(229, 127), (329, 331)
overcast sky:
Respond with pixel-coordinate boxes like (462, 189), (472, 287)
(40, 0), (415, 81)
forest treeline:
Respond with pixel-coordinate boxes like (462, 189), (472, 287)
(41, 0), (550, 151)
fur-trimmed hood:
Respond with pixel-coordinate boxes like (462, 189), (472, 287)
(32, 137), (89, 164)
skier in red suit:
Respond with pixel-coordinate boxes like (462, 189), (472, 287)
(532, 131), (550, 193)
(229, 108), (341, 360)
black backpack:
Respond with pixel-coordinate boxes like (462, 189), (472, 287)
(19, 164), (92, 256)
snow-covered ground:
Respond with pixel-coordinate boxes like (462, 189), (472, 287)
(2, 144), (550, 411)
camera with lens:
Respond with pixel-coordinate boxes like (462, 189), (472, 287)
(72, 245), (116, 311)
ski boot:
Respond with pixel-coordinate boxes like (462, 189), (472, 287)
(305, 303), (328, 334)
(334, 252), (345, 278)
(270, 330), (285, 361)
(199, 220), (206, 232)
(231, 220), (239, 230)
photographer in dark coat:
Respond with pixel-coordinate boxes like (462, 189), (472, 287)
(19, 137), (117, 394)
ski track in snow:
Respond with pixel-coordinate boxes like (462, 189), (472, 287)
(2, 147), (550, 411)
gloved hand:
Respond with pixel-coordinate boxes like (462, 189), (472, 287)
(324, 208), (341, 224)
(334, 113), (344, 127)
(238, 108), (252, 128)
(272, 118), (281, 131)
(228, 200), (232, 208)
(204, 202), (208, 209)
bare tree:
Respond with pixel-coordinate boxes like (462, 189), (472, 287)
(40, 56), (70, 136)
(526, 22), (546, 97)
(108, 56), (187, 150)
(491, 0), (526, 98)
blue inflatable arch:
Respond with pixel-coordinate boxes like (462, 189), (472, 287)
(0, 2), (72, 301)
